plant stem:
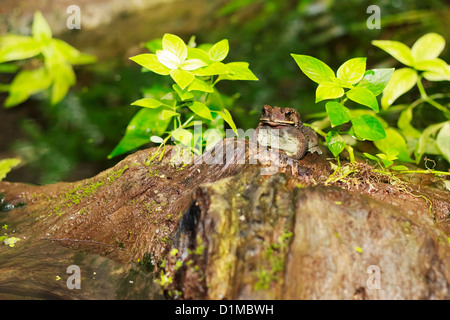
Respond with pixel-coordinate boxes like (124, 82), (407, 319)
(345, 145), (355, 162)
(416, 76), (450, 116)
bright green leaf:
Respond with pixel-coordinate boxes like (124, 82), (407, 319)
(209, 39), (229, 62)
(325, 101), (351, 126)
(49, 62), (76, 104)
(51, 39), (96, 65)
(170, 69), (195, 90)
(351, 115), (386, 141)
(346, 87), (379, 112)
(291, 54), (335, 84)
(414, 122), (446, 163)
(188, 78), (214, 93)
(356, 68), (394, 96)
(217, 62), (258, 81)
(187, 47), (211, 64)
(32, 11), (52, 43)
(161, 109), (180, 120)
(315, 82), (344, 102)
(173, 84), (194, 100)
(326, 131), (345, 157)
(129, 54), (170, 75)
(217, 108), (237, 135)
(413, 58), (448, 73)
(131, 98), (163, 109)
(162, 33), (187, 62)
(188, 101), (213, 120)
(172, 128), (193, 146)
(398, 105), (421, 138)
(371, 40), (414, 66)
(195, 62), (229, 76)
(381, 68), (417, 109)
(411, 33), (446, 63)
(374, 128), (413, 162)
(0, 35), (42, 63)
(157, 50), (180, 69)
(436, 122), (450, 163)
(0, 158), (21, 181)
(336, 57), (366, 85)
(5, 67), (52, 107)
(180, 59), (207, 71)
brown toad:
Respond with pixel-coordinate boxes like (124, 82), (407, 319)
(253, 105), (322, 160)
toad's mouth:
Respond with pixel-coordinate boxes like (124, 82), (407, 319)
(260, 118), (296, 126)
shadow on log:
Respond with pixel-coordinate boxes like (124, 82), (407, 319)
(0, 138), (449, 299)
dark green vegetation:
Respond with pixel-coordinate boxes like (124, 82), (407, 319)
(0, 0), (449, 184)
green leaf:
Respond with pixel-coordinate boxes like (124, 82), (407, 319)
(161, 109), (180, 120)
(49, 62), (76, 104)
(315, 82), (344, 102)
(188, 101), (213, 120)
(346, 87), (379, 112)
(371, 40), (414, 66)
(32, 11), (52, 42)
(172, 128), (193, 147)
(0, 158), (21, 181)
(325, 101), (351, 126)
(326, 131), (345, 157)
(373, 128), (413, 162)
(157, 50), (180, 69)
(195, 62), (229, 76)
(187, 47), (211, 64)
(129, 54), (170, 75)
(291, 54), (335, 84)
(0, 35), (43, 63)
(436, 122), (450, 163)
(5, 67), (52, 107)
(180, 59), (207, 71)
(414, 122), (446, 163)
(413, 58), (448, 73)
(170, 69), (195, 90)
(351, 115), (386, 141)
(336, 57), (366, 85)
(217, 62), (258, 81)
(188, 78), (214, 93)
(0, 63), (19, 73)
(381, 68), (417, 109)
(173, 84), (194, 100)
(51, 39), (96, 65)
(217, 108), (237, 135)
(209, 39), (229, 62)
(356, 68), (394, 96)
(411, 33), (445, 63)
(144, 38), (163, 53)
(391, 165), (409, 171)
(108, 108), (170, 158)
(398, 105), (421, 138)
(131, 98), (163, 109)
(162, 33), (187, 61)
(363, 152), (381, 165)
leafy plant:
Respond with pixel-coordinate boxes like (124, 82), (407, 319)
(0, 11), (96, 107)
(372, 33), (450, 165)
(291, 54), (393, 160)
(109, 33), (258, 159)
(0, 158), (21, 181)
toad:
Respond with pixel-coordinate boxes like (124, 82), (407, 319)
(253, 105), (322, 160)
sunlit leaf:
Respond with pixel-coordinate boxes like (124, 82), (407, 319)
(188, 78), (214, 93)
(129, 53), (170, 75)
(356, 68), (394, 96)
(336, 57), (366, 85)
(0, 158), (21, 181)
(371, 40), (414, 66)
(162, 33), (187, 62)
(209, 39), (229, 62)
(411, 33), (445, 63)
(436, 122), (450, 163)
(291, 54), (335, 84)
(414, 122), (446, 164)
(315, 81), (344, 102)
(32, 11), (52, 43)
(346, 87), (379, 112)
(170, 69), (195, 90)
(0, 35), (42, 63)
(373, 128), (413, 162)
(188, 101), (213, 120)
(381, 68), (417, 109)
(217, 62), (258, 81)
(326, 131), (345, 157)
(131, 98), (163, 109)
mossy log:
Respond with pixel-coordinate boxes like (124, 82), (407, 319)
(0, 138), (449, 299)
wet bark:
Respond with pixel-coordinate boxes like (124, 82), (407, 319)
(0, 138), (449, 299)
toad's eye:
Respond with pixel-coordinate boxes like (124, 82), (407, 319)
(285, 111), (292, 116)
(261, 107), (266, 114)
